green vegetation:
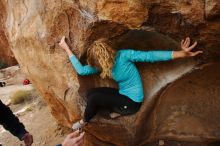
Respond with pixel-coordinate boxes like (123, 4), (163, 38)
(10, 90), (31, 104)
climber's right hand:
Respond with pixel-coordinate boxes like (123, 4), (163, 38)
(59, 36), (70, 51)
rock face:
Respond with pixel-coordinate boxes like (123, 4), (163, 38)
(1, 0), (220, 145)
(0, 0), (17, 66)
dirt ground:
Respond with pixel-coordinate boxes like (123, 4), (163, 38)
(0, 84), (70, 146)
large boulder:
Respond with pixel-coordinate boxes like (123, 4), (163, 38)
(0, 0), (17, 66)
(144, 62), (220, 143)
(1, 0), (220, 145)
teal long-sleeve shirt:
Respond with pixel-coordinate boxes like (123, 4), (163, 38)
(69, 49), (173, 102)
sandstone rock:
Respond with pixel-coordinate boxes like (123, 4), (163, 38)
(136, 63), (220, 144)
(1, 0), (220, 145)
(205, 0), (220, 19)
(0, 0), (17, 66)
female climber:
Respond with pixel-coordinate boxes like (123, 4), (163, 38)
(59, 36), (202, 130)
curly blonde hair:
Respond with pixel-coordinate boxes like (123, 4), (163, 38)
(87, 39), (116, 79)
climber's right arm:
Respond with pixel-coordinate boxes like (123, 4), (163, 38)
(59, 36), (99, 75)
(69, 55), (99, 75)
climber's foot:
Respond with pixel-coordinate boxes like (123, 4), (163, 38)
(72, 119), (87, 131)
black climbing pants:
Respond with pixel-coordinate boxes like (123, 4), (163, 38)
(84, 87), (142, 122)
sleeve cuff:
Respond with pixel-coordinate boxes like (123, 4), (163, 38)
(171, 51), (174, 59)
(69, 55), (74, 59)
(17, 129), (28, 141)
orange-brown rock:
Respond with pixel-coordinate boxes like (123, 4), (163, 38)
(205, 0), (220, 19)
(1, 0), (220, 145)
(0, 0), (17, 66)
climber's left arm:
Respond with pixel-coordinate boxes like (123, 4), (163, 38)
(119, 37), (202, 63)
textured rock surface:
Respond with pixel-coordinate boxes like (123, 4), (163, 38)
(0, 0), (17, 66)
(1, 0), (220, 145)
(135, 62), (220, 145)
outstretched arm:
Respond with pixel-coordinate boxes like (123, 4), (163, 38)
(59, 36), (99, 75)
(120, 37), (203, 63)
